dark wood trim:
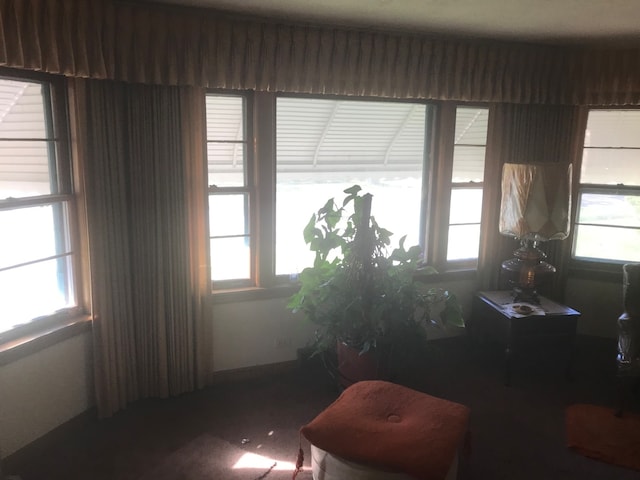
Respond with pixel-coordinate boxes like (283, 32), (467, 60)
(209, 360), (298, 385)
(254, 91), (276, 288)
(429, 103), (456, 271)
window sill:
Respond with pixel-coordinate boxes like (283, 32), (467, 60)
(568, 260), (626, 283)
(212, 284), (299, 304)
(415, 267), (477, 283)
(0, 315), (92, 367)
(211, 269), (477, 304)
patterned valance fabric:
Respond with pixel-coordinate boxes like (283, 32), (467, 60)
(0, 0), (566, 103)
(1, 0), (639, 104)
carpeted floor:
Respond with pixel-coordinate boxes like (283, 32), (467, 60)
(566, 403), (640, 472)
(5, 335), (640, 480)
(137, 433), (313, 480)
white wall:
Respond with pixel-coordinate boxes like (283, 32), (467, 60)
(212, 296), (316, 372)
(0, 332), (93, 457)
(565, 277), (624, 338)
(211, 278), (477, 372)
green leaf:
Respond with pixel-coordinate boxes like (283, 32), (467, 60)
(325, 208), (341, 229)
(342, 185), (362, 207)
(440, 293), (465, 328)
(303, 214), (318, 244)
(406, 245), (422, 260)
(318, 198), (335, 216)
(343, 185), (362, 196)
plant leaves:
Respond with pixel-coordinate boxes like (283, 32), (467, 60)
(343, 185), (362, 195)
(303, 214), (319, 244)
(287, 183), (466, 368)
(440, 293), (465, 328)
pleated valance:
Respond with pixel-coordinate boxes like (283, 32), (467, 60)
(1, 0), (640, 105)
(569, 47), (640, 105)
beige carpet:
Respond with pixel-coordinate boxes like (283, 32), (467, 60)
(138, 433), (313, 480)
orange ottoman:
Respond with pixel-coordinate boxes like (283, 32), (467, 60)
(301, 380), (470, 480)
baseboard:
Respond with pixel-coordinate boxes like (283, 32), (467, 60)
(209, 360), (299, 385)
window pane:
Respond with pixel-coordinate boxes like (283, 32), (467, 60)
(0, 255), (74, 334)
(580, 148), (640, 186)
(210, 237), (250, 281)
(577, 193), (640, 228)
(205, 96), (244, 141)
(575, 110), (640, 263)
(448, 106), (488, 263)
(0, 81), (47, 139)
(573, 224), (640, 262)
(452, 146), (485, 183)
(207, 140), (245, 188)
(585, 110), (640, 148)
(0, 76), (75, 332)
(277, 98), (425, 172)
(0, 79), (54, 198)
(0, 79), (52, 198)
(276, 180), (422, 275)
(0, 203), (71, 270)
(206, 94), (246, 188)
(276, 97), (426, 276)
(0, 140), (52, 197)
(447, 224), (481, 261)
(455, 107), (489, 145)
(209, 194), (249, 237)
(449, 188), (483, 224)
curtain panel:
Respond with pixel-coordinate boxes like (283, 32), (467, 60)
(477, 103), (586, 299)
(69, 78), (210, 417)
(0, 0), (586, 104)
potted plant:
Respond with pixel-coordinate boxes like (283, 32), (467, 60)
(288, 185), (464, 387)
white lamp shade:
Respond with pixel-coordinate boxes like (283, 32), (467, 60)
(499, 162), (572, 241)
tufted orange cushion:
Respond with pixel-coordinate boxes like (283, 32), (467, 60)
(301, 380), (470, 480)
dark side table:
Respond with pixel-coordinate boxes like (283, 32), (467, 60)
(470, 290), (581, 386)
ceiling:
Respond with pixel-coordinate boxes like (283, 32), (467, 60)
(141, 0), (640, 45)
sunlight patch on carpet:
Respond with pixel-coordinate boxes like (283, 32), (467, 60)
(138, 433), (312, 480)
(233, 452), (297, 470)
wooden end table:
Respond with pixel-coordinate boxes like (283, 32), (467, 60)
(470, 290), (581, 386)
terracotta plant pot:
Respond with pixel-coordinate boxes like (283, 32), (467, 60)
(336, 340), (388, 388)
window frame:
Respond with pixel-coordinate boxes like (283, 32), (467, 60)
(206, 92), (491, 294)
(428, 102), (489, 272)
(273, 92), (433, 281)
(205, 89), (257, 290)
(0, 67), (83, 345)
(571, 107), (640, 270)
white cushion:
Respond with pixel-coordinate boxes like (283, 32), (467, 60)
(311, 445), (459, 480)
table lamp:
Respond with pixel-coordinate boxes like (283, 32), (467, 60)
(499, 162), (572, 303)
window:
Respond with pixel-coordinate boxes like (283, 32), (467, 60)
(205, 93), (490, 289)
(205, 93), (254, 287)
(276, 97), (428, 276)
(446, 106), (489, 263)
(0, 70), (76, 336)
(573, 110), (640, 264)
